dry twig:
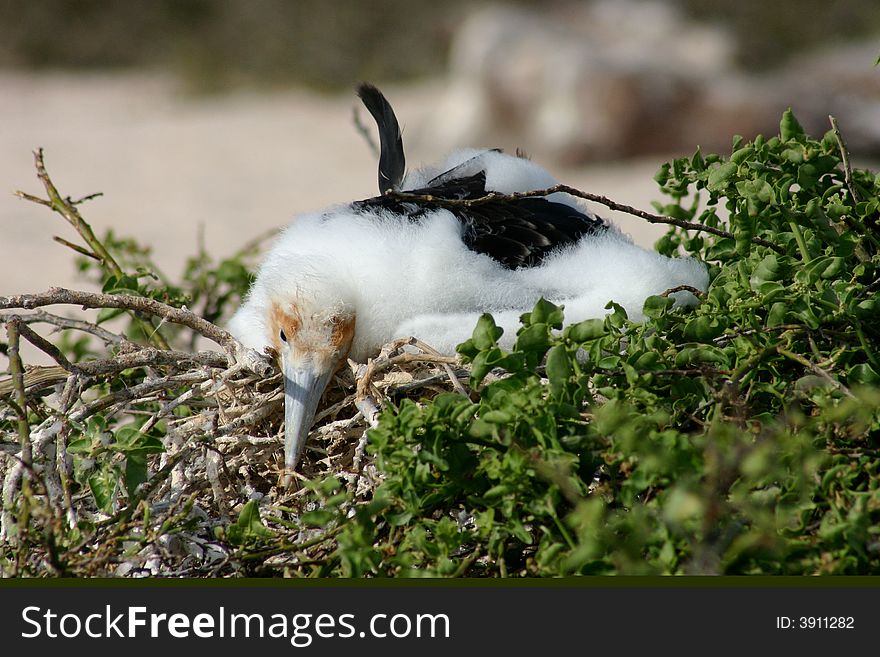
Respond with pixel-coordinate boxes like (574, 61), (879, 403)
(389, 185), (786, 254)
(660, 285), (706, 299)
(829, 115), (860, 204)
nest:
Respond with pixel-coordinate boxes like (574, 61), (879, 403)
(0, 295), (471, 576)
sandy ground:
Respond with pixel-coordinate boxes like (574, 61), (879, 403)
(1, 72), (671, 365)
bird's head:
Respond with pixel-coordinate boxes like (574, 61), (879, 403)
(268, 297), (356, 474)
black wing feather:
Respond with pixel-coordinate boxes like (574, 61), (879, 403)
(353, 167), (606, 269)
(357, 83), (406, 194)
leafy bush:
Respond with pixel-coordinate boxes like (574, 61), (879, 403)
(316, 110), (880, 576)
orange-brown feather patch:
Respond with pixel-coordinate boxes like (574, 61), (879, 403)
(270, 303), (301, 354)
(330, 316), (356, 358)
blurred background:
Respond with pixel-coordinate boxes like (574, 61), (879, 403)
(1, 0), (879, 298)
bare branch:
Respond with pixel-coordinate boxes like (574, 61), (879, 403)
(354, 337), (458, 405)
(660, 285), (706, 299)
(69, 371), (211, 423)
(69, 191), (104, 206)
(52, 235), (100, 260)
(8, 316), (78, 373)
(18, 148), (124, 279)
(5, 319), (31, 456)
(408, 337), (471, 397)
(829, 115), (860, 204)
(0, 309), (130, 346)
(216, 397), (283, 436)
(16, 149), (172, 350)
(0, 365), (69, 398)
(389, 185), (786, 255)
(776, 345), (855, 399)
(352, 106), (380, 159)
(4, 317), (33, 550)
(0, 287), (233, 350)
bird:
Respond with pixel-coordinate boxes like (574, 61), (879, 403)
(228, 83), (708, 474)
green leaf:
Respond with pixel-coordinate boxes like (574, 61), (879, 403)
(114, 427), (165, 453)
(566, 318), (606, 342)
(484, 483), (512, 500)
(654, 163), (671, 185)
(756, 281), (785, 302)
(797, 163), (818, 189)
(468, 418), (495, 438)
(682, 316), (727, 341)
(782, 148), (804, 165)
(633, 351), (661, 370)
(674, 345), (730, 367)
(481, 410), (513, 424)
(803, 255), (845, 283)
(730, 146), (752, 164)
(766, 302), (789, 327)
(471, 314), (503, 350)
(854, 299), (879, 319)
(101, 275), (119, 293)
(736, 179), (776, 207)
(469, 346), (506, 388)
(819, 257), (845, 280)
(385, 511), (414, 526)
(662, 487), (704, 524)
(216, 260), (249, 284)
(516, 323), (551, 353)
(707, 161), (737, 191)
(124, 450), (148, 498)
(226, 500), (276, 545)
(525, 298), (565, 329)
(596, 355), (621, 369)
(545, 344), (571, 397)
(642, 295), (674, 320)
(88, 469), (117, 514)
(96, 307), (125, 325)
(847, 363), (880, 385)
(780, 108), (805, 141)
(750, 254), (790, 287)
(102, 274), (140, 294)
(301, 510), (335, 528)
(66, 438), (93, 454)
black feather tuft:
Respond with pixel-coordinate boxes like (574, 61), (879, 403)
(357, 83), (406, 194)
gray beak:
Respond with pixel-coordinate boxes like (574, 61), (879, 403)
(282, 355), (334, 474)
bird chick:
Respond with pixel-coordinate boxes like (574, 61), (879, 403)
(228, 83), (708, 475)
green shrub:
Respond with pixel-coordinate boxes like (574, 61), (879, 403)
(322, 109), (880, 575)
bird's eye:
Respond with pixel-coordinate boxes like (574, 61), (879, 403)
(279, 329), (287, 343)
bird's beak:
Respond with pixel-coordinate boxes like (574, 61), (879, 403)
(282, 353), (335, 475)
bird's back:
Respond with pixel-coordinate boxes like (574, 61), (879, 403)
(353, 152), (606, 270)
